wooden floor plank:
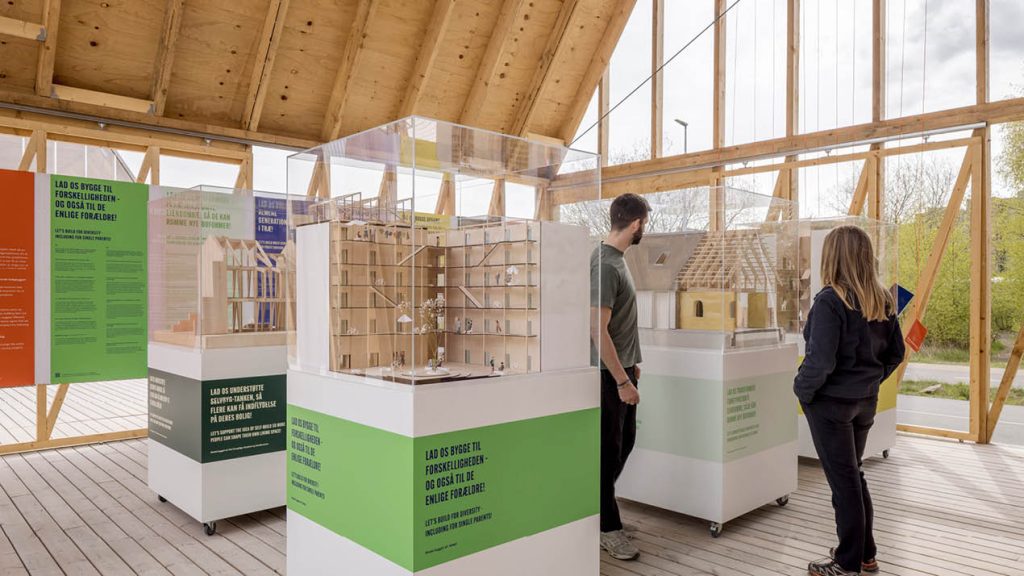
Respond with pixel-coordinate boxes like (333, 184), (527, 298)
(2, 432), (1023, 575)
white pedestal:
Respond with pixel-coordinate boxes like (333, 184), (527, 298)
(617, 342), (799, 537)
(147, 342), (287, 532)
(286, 367), (601, 575)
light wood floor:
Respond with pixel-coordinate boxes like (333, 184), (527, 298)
(0, 435), (1021, 575)
(0, 380), (147, 444)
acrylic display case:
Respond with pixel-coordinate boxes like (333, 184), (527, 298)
(148, 188), (294, 349)
(795, 217), (900, 461)
(285, 117), (601, 576)
(297, 208), (544, 383)
(566, 186), (800, 538)
(146, 187), (297, 536)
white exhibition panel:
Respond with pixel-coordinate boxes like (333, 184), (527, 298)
(288, 368), (416, 437)
(722, 343), (799, 381)
(288, 367), (599, 438)
(148, 440), (286, 523)
(539, 222), (590, 372)
(618, 448), (724, 523)
(720, 440), (797, 523)
(148, 343), (287, 381)
(33, 174), (51, 384)
(287, 510), (599, 576)
(798, 407), (897, 460)
(411, 367), (599, 437)
(639, 345), (723, 381)
(295, 222), (331, 374)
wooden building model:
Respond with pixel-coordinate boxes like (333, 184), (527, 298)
(155, 236), (289, 348)
(675, 230), (778, 332)
(322, 200), (540, 379)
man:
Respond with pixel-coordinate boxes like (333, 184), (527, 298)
(590, 193), (649, 561)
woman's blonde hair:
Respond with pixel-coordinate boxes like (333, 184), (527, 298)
(821, 225), (895, 322)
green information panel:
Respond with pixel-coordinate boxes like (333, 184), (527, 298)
(51, 175), (148, 383)
(149, 369), (287, 463)
(287, 406), (599, 571)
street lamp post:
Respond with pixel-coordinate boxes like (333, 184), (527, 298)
(674, 119), (689, 154)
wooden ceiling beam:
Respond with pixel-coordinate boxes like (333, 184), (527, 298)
(0, 15), (46, 41)
(509, 0), (580, 137)
(552, 96), (1024, 194)
(243, 0), (291, 131)
(399, 0), (456, 118)
(35, 0), (61, 97)
(151, 0), (185, 116)
(557, 0), (638, 144)
(459, 0), (530, 127)
(322, 0), (378, 141)
(0, 88), (318, 149)
(52, 85), (154, 114)
(0, 109), (249, 162)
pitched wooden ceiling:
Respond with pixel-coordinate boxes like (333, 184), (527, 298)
(0, 0), (636, 149)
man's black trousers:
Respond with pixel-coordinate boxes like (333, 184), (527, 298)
(600, 366), (637, 533)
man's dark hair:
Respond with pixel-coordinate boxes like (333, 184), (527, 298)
(609, 193), (650, 231)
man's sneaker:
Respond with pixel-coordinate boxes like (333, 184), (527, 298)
(600, 530), (640, 561)
(807, 558), (860, 575)
(830, 547), (879, 573)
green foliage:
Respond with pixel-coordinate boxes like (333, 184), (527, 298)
(896, 198), (1024, 348)
(998, 121), (1024, 198)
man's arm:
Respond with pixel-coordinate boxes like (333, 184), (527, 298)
(591, 306), (640, 405)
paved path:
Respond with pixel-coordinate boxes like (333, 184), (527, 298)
(905, 362), (1024, 388)
(898, 394), (1024, 446)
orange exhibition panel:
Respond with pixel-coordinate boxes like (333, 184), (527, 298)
(0, 170), (35, 387)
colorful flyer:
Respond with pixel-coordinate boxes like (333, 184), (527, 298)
(905, 319), (928, 352)
(0, 170), (36, 387)
(50, 175), (148, 383)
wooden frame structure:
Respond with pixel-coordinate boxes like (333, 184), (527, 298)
(550, 0), (1014, 443)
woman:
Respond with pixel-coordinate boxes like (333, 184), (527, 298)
(795, 226), (905, 576)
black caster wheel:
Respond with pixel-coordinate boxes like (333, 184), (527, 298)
(203, 522), (217, 536)
(882, 449), (890, 459)
(776, 495), (790, 507)
(158, 495), (167, 503)
(709, 522), (723, 538)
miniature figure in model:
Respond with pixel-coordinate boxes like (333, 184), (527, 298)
(455, 317), (462, 334)
(495, 320), (502, 334)
(490, 358), (495, 373)
(498, 361), (505, 372)
(591, 193), (649, 562)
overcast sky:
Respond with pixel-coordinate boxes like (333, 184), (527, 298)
(120, 0), (1024, 218)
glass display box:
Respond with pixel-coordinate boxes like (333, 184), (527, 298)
(602, 187), (800, 349)
(286, 117), (599, 385)
(284, 117), (601, 576)
(149, 188), (295, 349)
(797, 217), (898, 333)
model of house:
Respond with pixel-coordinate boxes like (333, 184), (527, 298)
(675, 230), (778, 332)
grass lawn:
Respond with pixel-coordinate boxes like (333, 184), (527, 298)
(900, 379), (1024, 406)
(911, 338), (1010, 368)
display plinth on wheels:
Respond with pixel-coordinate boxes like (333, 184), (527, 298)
(147, 342), (288, 533)
(284, 117), (601, 574)
(146, 188), (295, 534)
(617, 335), (799, 538)
(286, 368), (599, 576)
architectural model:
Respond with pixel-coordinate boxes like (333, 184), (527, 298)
(154, 235), (291, 348)
(315, 194), (540, 384)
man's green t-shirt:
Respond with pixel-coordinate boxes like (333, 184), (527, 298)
(590, 242), (642, 370)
